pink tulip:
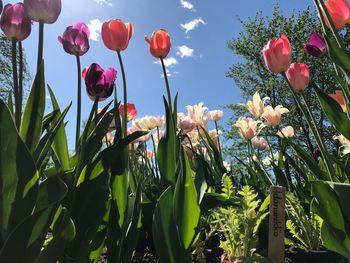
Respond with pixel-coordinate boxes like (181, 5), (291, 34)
(285, 63), (310, 92)
(0, 3), (32, 41)
(58, 22), (90, 56)
(234, 117), (264, 140)
(24, 0), (61, 24)
(329, 90), (347, 112)
(324, 0), (350, 30)
(251, 137), (269, 151)
(263, 35), (292, 73)
(186, 102), (208, 127)
(178, 114), (196, 132)
(262, 105), (289, 126)
(245, 92), (269, 117)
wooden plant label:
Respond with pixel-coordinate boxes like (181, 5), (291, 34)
(268, 186), (286, 263)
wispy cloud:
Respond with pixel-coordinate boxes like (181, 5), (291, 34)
(87, 19), (103, 41)
(180, 0), (195, 10)
(154, 57), (178, 77)
(93, 0), (113, 7)
(177, 45), (194, 58)
(180, 18), (206, 34)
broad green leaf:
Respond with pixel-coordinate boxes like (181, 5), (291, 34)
(320, 222), (350, 259)
(152, 187), (190, 263)
(48, 86), (71, 171)
(20, 63), (46, 153)
(0, 100), (39, 238)
(174, 150), (200, 249)
(157, 97), (179, 186)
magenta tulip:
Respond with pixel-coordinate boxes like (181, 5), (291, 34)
(58, 22), (90, 56)
(84, 63), (117, 101)
(0, 3), (31, 41)
(262, 35), (292, 73)
(24, 0), (61, 24)
(303, 33), (327, 57)
(285, 63), (310, 92)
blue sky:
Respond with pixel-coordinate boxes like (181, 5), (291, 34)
(7, 0), (310, 148)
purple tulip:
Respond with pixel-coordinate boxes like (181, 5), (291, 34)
(24, 0), (61, 24)
(84, 63), (117, 101)
(303, 33), (327, 57)
(58, 22), (90, 56)
(0, 3), (32, 41)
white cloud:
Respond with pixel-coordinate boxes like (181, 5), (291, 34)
(154, 57), (178, 77)
(87, 19), (103, 41)
(94, 0), (113, 7)
(154, 57), (178, 68)
(180, 18), (206, 34)
(180, 0), (194, 10)
(177, 45), (194, 58)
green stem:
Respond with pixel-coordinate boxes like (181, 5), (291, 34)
(12, 39), (20, 128)
(117, 51), (127, 138)
(37, 21), (44, 73)
(282, 73), (336, 181)
(215, 120), (222, 156)
(160, 57), (172, 113)
(75, 55), (82, 150)
(18, 41), (23, 120)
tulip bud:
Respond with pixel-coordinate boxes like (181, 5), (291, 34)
(324, 0), (350, 30)
(0, 3), (32, 41)
(102, 19), (133, 51)
(303, 33), (327, 57)
(251, 137), (269, 151)
(285, 63), (310, 92)
(24, 0), (61, 24)
(84, 63), (117, 102)
(145, 29), (171, 59)
(262, 34), (292, 73)
(58, 22), (90, 56)
(277, 126), (295, 139)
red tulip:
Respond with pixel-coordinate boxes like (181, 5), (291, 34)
(285, 63), (310, 92)
(329, 90), (347, 112)
(0, 3), (32, 41)
(262, 35), (292, 73)
(24, 0), (61, 24)
(119, 103), (137, 122)
(145, 29), (171, 58)
(324, 0), (350, 30)
(102, 19), (133, 51)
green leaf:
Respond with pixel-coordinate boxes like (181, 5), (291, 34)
(152, 187), (190, 263)
(48, 86), (71, 171)
(174, 150), (200, 249)
(0, 100), (39, 238)
(20, 63), (46, 153)
(157, 97), (180, 187)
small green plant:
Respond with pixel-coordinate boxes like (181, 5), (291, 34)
(210, 178), (269, 262)
(285, 193), (322, 251)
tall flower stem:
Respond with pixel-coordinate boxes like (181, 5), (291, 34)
(117, 51), (127, 138)
(19, 41), (23, 120)
(160, 57), (172, 113)
(214, 120), (222, 156)
(282, 73), (336, 181)
(12, 39), (20, 128)
(75, 55), (82, 150)
(36, 21), (44, 72)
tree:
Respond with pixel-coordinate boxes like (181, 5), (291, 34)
(0, 33), (31, 100)
(224, 5), (337, 170)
